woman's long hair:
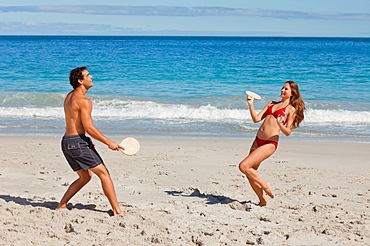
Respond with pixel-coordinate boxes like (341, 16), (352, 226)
(286, 81), (305, 128)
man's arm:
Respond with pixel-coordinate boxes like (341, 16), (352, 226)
(80, 98), (122, 150)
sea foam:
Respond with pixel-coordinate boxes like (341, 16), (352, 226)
(1, 100), (369, 125)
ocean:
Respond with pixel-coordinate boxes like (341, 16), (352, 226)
(0, 36), (369, 142)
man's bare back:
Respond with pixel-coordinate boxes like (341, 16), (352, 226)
(64, 90), (88, 136)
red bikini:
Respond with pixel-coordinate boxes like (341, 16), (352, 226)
(255, 103), (290, 150)
(255, 136), (278, 150)
(264, 103), (289, 121)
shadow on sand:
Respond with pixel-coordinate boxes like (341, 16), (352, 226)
(165, 187), (256, 209)
(0, 194), (110, 215)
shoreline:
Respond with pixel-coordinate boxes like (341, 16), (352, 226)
(1, 131), (370, 144)
(0, 136), (369, 245)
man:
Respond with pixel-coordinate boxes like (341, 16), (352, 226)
(56, 66), (123, 216)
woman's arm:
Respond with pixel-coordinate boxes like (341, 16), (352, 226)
(277, 106), (296, 136)
(247, 96), (270, 123)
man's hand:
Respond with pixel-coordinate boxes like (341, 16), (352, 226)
(108, 141), (125, 151)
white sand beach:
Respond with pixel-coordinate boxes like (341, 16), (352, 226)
(0, 136), (369, 245)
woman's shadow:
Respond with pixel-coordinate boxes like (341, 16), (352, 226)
(0, 194), (108, 214)
(165, 188), (256, 211)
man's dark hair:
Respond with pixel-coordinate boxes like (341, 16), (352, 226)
(69, 66), (87, 89)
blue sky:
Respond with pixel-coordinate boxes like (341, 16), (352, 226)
(1, 0), (369, 36)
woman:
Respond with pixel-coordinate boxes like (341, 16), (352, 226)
(239, 81), (305, 206)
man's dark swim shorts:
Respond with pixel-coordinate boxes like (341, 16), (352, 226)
(61, 134), (104, 171)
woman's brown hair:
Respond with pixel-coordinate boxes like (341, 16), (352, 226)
(286, 81), (305, 128)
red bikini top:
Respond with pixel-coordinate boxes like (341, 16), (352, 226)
(265, 103), (289, 119)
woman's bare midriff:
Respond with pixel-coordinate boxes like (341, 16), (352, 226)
(257, 115), (281, 141)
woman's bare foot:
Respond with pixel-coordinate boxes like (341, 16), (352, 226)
(263, 183), (274, 198)
(258, 195), (268, 206)
(256, 190), (268, 207)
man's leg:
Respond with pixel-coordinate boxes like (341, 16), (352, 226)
(56, 169), (92, 209)
(90, 164), (122, 216)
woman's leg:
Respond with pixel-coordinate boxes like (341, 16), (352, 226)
(245, 142), (267, 206)
(248, 179), (268, 206)
(56, 169), (92, 209)
(239, 143), (276, 202)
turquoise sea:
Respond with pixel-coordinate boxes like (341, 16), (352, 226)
(0, 36), (369, 142)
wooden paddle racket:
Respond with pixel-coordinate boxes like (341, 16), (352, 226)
(245, 90), (262, 100)
(119, 137), (140, 156)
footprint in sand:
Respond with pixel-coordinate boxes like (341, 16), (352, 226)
(229, 201), (252, 211)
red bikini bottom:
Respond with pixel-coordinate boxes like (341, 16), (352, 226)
(255, 136), (278, 150)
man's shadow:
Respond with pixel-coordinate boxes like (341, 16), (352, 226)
(165, 188), (256, 208)
(0, 194), (109, 214)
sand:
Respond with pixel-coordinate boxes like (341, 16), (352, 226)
(0, 136), (369, 245)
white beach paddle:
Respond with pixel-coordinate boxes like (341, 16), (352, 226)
(119, 137), (140, 156)
(245, 90), (262, 100)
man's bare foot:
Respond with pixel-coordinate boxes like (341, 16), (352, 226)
(56, 204), (67, 210)
(258, 201), (267, 207)
(114, 211), (123, 216)
(263, 183), (274, 198)
(108, 209), (123, 216)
